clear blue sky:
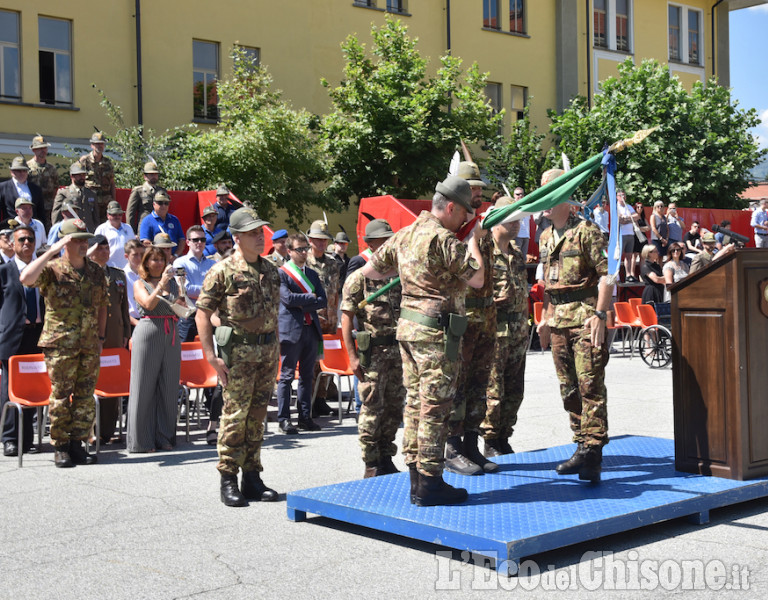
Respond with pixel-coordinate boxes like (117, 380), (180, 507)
(730, 5), (768, 148)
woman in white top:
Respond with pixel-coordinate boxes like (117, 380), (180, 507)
(662, 243), (689, 301)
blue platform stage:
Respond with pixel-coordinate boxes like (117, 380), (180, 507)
(286, 435), (768, 573)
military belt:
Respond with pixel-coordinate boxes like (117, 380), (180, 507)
(465, 296), (494, 309)
(399, 307), (446, 330)
(231, 331), (276, 346)
(548, 286), (598, 306)
(370, 334), (397, 347)
(497, 309), (527, 324)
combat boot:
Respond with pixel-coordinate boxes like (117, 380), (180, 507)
(69, 440), (97, 465)
(364, 461), (380, 478)
(378, 455), (400, 475)
(499, 437), (515, 455)
(555, 443), (585, 475)
(413, 472), (468, 507)
(463, 431), (499, 473)
(444, 436), (482, 476)
(241, 471), (279, 501)
(220, 473), (248, 507)
(484, 437), (504, 458)
(408, 465), (418, 503)
(577, 446), (603, 484)
(54, 445), (74, 468)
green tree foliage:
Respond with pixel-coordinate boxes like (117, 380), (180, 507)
(321, 17), (503, 203)
(548, 59), (766, 208)
(170, 48), (332, 226)
(484, 105), (546, 194)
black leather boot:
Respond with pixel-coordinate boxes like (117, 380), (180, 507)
(69, 440), (97, 465)
(499, 437), (514, 455)
(378, 455), (400, 475)
(484, 437), (504, 458)
(578, 446), (602, 483)
(220, 473), (248, 507)
(463, 431), (498, 473)
(556, 443), (585, 475)
(241, 471), (278, 502)
(54, 445), (74, 468)
(408, 465), (418, 504)
(444, 436), (482, 476)
(413, 471), (468, 507)
(364, 461), (380, 478)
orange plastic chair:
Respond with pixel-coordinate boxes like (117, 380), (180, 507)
(527, 301), (544, 352)
(2, 354), (50, 468)
(613, 302), (643, 357)
(94, 348), (132, 446)
(628, 297), (642, 315)
(313, 332), (354, 423)
(636, 304), (659, 328)
(179, 341), (218, 441)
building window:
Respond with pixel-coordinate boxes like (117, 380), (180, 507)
(193, 40), (219, 120)
(484, 0), (501, 30)
(509, 0), (525, 34)
(594, 0), (607, 48)
(38, 17), (72, 105)
(668, 4), (701, 65)
(510, 85), (527, 121)
(386, 0), (407, 14)
(0, 10), (20, 101)
(485, 82), (502, 114)
(354, 0), (377, 6)
(593, 0), (632, 53)
(238, 45), (260, 70)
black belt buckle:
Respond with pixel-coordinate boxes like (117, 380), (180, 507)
(435, 313), (445, 328)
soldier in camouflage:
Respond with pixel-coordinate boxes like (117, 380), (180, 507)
(52, 163), (100, 231)
(446, 161), (498, 476)
(196, 207), (281, 507)
(26, 134), (58, 229)
(481, 196), (529, 457)
(361, 175), (484, 507)
(305, 220), (340, 413)
(126, 161), (166, 232)
(21, 219), (108, 468)
(536, 169), (612, 483)
(79, 131), (115, 221)
(340, 219), (405, 478)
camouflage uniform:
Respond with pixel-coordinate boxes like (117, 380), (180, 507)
(37, 258), (108, 446)
(52, 184), (100, 232)
(266, 251), (286, 268)
(341, 269), (405, 464)
(196, 248), (280, 476)
(370, 211), (479, 477)
(127, 181), (166, 232)
(482, 237), (529, 441)
(450, 233), (496, 435)
(539, 214), (609, 448)
(79, 151), (116, 219)
(306, 251), (341, 399)
(26, 158), (59, 223)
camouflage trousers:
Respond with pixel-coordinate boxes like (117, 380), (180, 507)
(482, 316), (528, 440)
(450, 311), (496, 436)
(217, 341), (279, 476)
(399, 339), (461, 477)
(43, 347), (100, 446)
(550, 325), (609, 448)
(357, 344), (405, 464)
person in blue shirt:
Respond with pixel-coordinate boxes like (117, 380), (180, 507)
(214, 185), (237, 230)
(173, 225), (215, 342)
(201, 204), (223, 257)
(139, 190), (185, 257)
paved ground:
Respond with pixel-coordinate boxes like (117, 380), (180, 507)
(1, 349), (766, 599)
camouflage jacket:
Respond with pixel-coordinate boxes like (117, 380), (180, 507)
(52, 184), (100, 232)
(370, 210), (480, 343)
(127, 181), (166, 231)
(492, 237), (528, 313)
(37, 257), (109, 351)
(306, 251), (340, 332)
(539, 214), (608, 328)
(79, 151), (116, 206)
(340, 268), (401, 338)
(26, 159), (59, 210)
(465, 233), (496, 323)
(196, 249), (280, 338)
(266, 251), (286, 268)
(102, 265), (131, 348)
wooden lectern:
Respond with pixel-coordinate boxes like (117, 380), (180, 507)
(670, 248), (768, 480)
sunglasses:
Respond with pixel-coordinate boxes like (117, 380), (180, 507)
(291, 246), (310, 253)
(670, 248), (682, 252)
(188, 238), (206, 243)
(17, 236), (35, 243)
(154, 201), (170, 206)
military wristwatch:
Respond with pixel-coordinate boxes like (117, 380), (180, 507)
(594, 310), (607, 321)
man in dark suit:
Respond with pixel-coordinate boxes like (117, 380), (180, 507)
(0, 156), (48, 230)
(276, 233), (327, 434)
(0, 225), (44, 456)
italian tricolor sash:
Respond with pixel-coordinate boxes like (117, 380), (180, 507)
(281, 261), (315, 293)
